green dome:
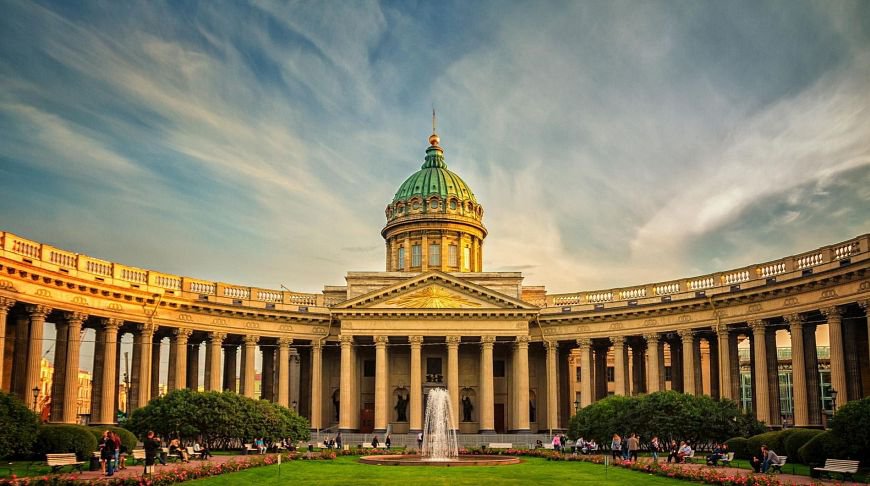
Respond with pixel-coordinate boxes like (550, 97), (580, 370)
(392, 143), (477, 204)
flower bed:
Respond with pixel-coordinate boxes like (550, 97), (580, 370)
(0, 452), (335, 486)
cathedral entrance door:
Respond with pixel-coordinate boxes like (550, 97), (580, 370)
(360, 403), (374, 433)
(494, 403), (505, 433)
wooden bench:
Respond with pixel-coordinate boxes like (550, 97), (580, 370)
(487, 443), (513, 449)
(243, 443), (259, 455)
(186, 447), (204, 460)
(46, 453), (85, 473)
(813, 459), (860, 481)
(131, 449), (146, 465)
(719, 452), (735, 467)
(542, 443), (554, 450)
(769, 455), (787, 473)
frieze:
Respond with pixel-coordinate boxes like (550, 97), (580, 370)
(677, 315), (691, 323)
(71, 296), (88, 306)
(748, 303), (762, 312)
(36, 288), (51, 298)
(859, 281), (870, 292)
(542, 327), (557, 335)
(313, 326), (328, 335)
(820, 289), (838, 300)
(576, 325), (590, 333)
(714, 310), (728, 318)
(177, 313), (192, 322)
(211, 318), (227, 325)
(245, 321), (260, 329)
(783, 297), (799, 307)
(279, 324), (294, 332)
(106, 303), (122, 311)
(609, 322), (623, 331)
(644, 319), (657, 326)
(0, 280), (16, 291)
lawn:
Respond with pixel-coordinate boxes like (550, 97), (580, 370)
(186, 456), (690, 485)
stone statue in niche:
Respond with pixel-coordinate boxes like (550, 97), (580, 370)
(394, 394), (408, 422)
(461, 395), (474, 422)
(332, 391), (340, 422)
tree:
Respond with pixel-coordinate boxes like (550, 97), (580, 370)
(0, 391), (40, 458)
(126, 389), (310, 448)
(829, 396), (870, 462)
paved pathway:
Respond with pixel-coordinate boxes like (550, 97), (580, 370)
(649, 459), (864, 485)
(66, 453), (251, 481)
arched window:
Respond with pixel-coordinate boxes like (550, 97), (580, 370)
(449, 199), (457, 210)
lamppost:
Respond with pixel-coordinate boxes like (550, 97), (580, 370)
(574, 399), (580, 414)
(292, 400), (298, 411)
(830, 389), (838, 413)
(31, 386), (40, 414)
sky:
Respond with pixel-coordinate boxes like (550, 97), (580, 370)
(1, 0), (869, 299)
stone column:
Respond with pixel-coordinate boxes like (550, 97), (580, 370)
(339, 335), (354, 431)
(862, 301), (870, 372)
(261, 344), (275, 401)
(479, 335), (496, 433)
(0, 298), (13, 393)
(749, 320), (770, 424)
(207, 332), (225, 391)
(173, 328), (190, 391)
(409, 335), (424, 432)
(12, 313), (29, 399)
(242, 335), (257, 398)
(447, 335), (460, 430)
(785, 314), (808, 427)
(223, 343), (238, 392)
(421, 234), (429, 272)
(612, 337), (626, 396)
(50, 318), (70, 422)
(822, 306), (847, 409)
(98, 318), (121, 424)
(515, 335), (530, 432)
(60, 312), (86, 423)
(187, 342), (199, 390)
(374, 335), (388, 433)
(310, 341), (323, 429)
(802, 323), (822, 425)
(137, 325), (154, 409)
(289, 348), (301, 409)
(578, 338), (592, 407)
(24, 305), (51, 410)
(277, 337), (291, 407)
(150, 334), (161, 399)
(678, 329), (696, 395)
(717, 327), (732, 400)
(644, 334), (660, 393)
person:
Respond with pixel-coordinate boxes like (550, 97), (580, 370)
(169, 438), (189, 462)
(385, 434), (392, 449)
(750, 446), (764, 473)
(627, 433), (639, 462)
(621, 433), (630, 460)
(336, 432), (343, 450)
(667, 440), (680, 463)
(417, 432), (423, 450)
(256, 437), (266, 454)
(535, 439), (543, 449)
(587, 439), (598, 452)
(576, 437), (586, 454)
(761, 445), (782, 473)
(155, 435), (167, 466)
(610, 434), (621, 460)
(707, 443), (724, 466)
(650, 436), (660, 462)
(677, 441), (692, 463)
(100, 429), (117, 476)
(552, 434), (561, 452)
(194, 441), (212, 459)
(144, 431), (160, 475)
(116, 432), (128, 470)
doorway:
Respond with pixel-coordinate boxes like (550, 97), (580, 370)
(360, 403), (374, 433)
(494, 403), (505, 433)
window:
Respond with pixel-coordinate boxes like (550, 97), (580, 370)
(363, 360), (375, 377)
(462, 246), (471, 271)
(427, 357), (442, 376)
(493, 360), (506, 377)
(575, 366), (582, 382)
(448, 245), (458, 267)
(450, 200), (457, 210)
(412, 245), (422, 266)
(398, 247), (405, 270)
(430, 199), (439, 209)
(429, 244), (440, 266)
(664, 366), (672, 382)
(606, 366), (615, 382)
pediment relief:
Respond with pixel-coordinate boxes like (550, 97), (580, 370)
(379, 284), (487, 309)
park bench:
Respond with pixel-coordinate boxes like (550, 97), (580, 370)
(719, 451), (735, 467)
(46, 453), (85, 473)
(769, 455), (787, 473)
(542, 443), (554, 449)
(131, 449), (146, 465)
(186, 446), (204, 460)
(243, 443), (259, 455)
(487, 443), (513, 450)
(813, 459), (860, 481)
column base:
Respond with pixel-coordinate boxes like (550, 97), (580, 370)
(373, 429), (387, 435)
(478, 429), (496, 434)
(510, 429), (531, 434)
(339, 428), (356, 433)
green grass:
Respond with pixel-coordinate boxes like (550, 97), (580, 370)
(186, 456), (689, 485)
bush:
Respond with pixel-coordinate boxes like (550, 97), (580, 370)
(34, 424), (98, 460)
(89, 426), (137, 452)
(746, 430), (791, 457)
(784, 428), (824, 460)
(830, 396), (870, 462)
(724, 437), (749, 459)
(798, 430), (847, 465)
(0, 391), (40, 458)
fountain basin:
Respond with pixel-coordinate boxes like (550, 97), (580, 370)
(359, 454), (520, 466)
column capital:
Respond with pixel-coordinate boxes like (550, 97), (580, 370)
(174, 327), (192, 341)
(480, 335), (496, 348)
(374, 335), (388, 346)
(311, 340), (323, 351)
(857, 299), (868, 311)
(677, 328), (695, 340)
(63, 311), (88, 326)
(0, 297), (15, 311)
(25, 304), (52, 319)
(544, 339), (558, 351)
(278, 337), (294, 347)
(209, 331), (227, 344)
(446, 335), (461, 347)
(575, 337), (591, 348)
(409, 335), (424, 346)
(340, 335), (354, 346)
(820, 305), (843, 320)
(243, 334), (259, 345)
(611, 336), (625, 348)
(748, 319), (766, 333)
(100, 317), (123, 332)
(715, 326), (729, 339)
(642, 333), (659, 343)
(516, 335), (530, 346)
(784, 313), (804, 328)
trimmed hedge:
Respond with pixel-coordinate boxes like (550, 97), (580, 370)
(89, 426), (137, 452)
(797, 430), (846, 465)
(784, 429), (824, 461)
(724, 437), (749, 459)
(34, 424), (98, 460)
(746, 431), (783, 456)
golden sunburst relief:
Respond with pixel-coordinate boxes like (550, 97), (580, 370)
(388, 286), (482, 308)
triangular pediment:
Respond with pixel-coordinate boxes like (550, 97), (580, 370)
(333, 271), (537, 310)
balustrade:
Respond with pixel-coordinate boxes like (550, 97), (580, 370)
(758, 262), (786, 278)
(795, 252), (823, 269)
(654, 282), (680, 295)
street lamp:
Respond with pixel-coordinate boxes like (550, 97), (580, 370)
(31, 386), (40, 413)
(574, 399), (580, 413)
(292, 400), (298, 411)
(830, 389), (838, 413)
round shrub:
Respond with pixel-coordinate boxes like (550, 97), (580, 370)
(746, 430), (784, 456)
(797, 430), (845, 465)
(830, 396), (870, 462)
(724, 437), (749, 459)
(0, 391), (40, 458)
(89, 426), (137, 452)
(34, 424), (98, 460)
(784, 428), (824, 460)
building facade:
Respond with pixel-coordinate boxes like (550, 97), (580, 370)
(1, 128), (868, 434)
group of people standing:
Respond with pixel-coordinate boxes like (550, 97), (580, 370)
(609, 433), (642, 462)
(97, 430), (127, 477)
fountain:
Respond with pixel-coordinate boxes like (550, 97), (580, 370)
(359, 388), (519, 467)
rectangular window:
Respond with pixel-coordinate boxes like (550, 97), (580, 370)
(493, 360), (506, 377)
(427, 357), (442, 376)
(576, 366), (582, 382)
(429, 244), (440, 266)
(397, 247), (405, 270)
(664, 366), (672, 382)
(448, 245), (458, 267)
(363, 360), (375, 377)
(606, 366), (615, 383)
(463, 246), (471, 271)
(412, 244), (422, 267)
